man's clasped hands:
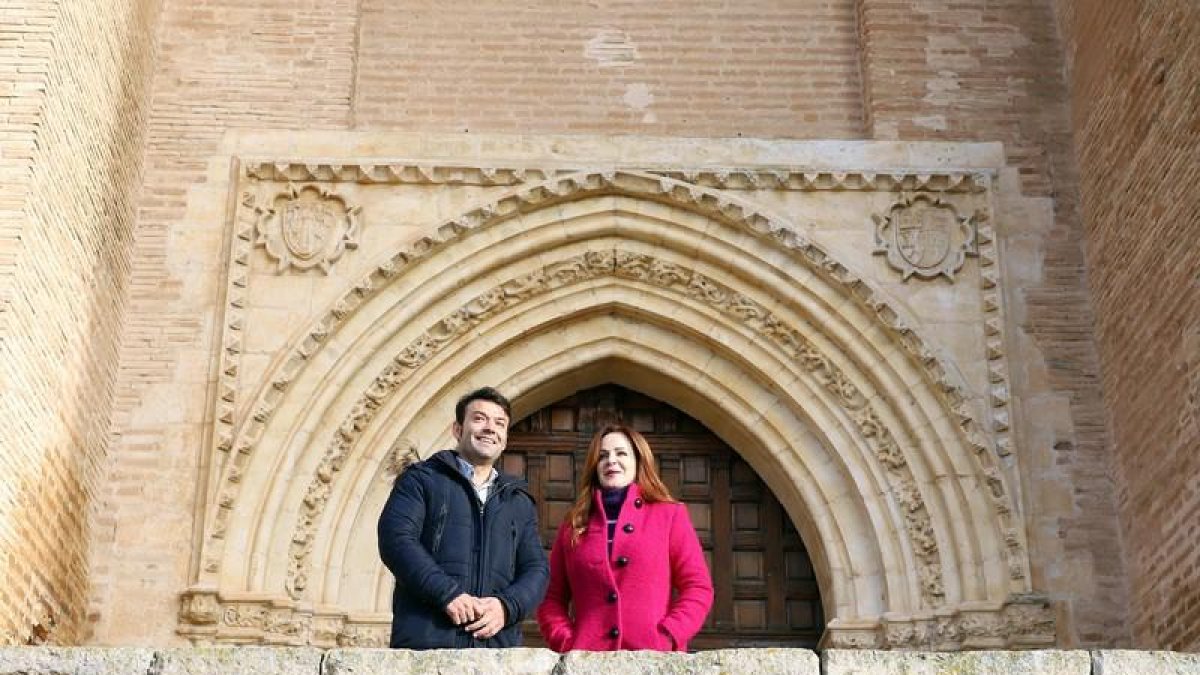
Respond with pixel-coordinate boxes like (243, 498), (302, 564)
(445, 593), (506, 640)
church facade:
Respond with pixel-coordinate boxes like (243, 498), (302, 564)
(0, 0), (1195, 652)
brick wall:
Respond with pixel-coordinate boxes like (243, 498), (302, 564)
(856, 0), (1128, 646)
(86, 0), (359, 644)
(0, 0), (159, 646)
(355, 0), (864, 137)
(1054, 0), (1200, 651)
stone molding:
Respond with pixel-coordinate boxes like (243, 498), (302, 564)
(176, 592), (1055, 650)
(176, 588), (388, 648)
(177, 589), (389, 647)
(191, 152), (1033, 648)
(243, 159), (990, 193)
(822, 596), (1056, 650)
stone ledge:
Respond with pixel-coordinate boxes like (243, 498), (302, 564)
(824, 650), (1090, 674)
(0, 648), (1196, 675)
(0, 647), (155, 675)
(1091, 650), (1200, 675)
(324, 647), (558, 674)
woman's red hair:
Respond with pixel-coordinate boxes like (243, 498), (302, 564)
(566, 424), (676, 544)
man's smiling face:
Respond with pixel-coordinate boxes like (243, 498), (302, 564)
(453, 399), (509, 468)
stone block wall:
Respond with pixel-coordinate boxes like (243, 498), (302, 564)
(1053, 0), (1200, 651)
(0, 0), (160, 646)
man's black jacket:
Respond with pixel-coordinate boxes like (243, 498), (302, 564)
(378, 449), (549, 648)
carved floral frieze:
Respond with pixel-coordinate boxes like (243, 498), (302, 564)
(177, 590), (388, 647)
(822, 596), (1056, 650)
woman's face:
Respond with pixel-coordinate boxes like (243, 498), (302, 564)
(596, 432), (638, 490)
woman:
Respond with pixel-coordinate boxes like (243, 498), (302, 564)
(537, 424), (714, 652)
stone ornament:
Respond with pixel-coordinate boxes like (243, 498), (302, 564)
(873, 193), (979, 281)
(177, 588), (388, 647)
(385, 438), (420, 477)
(254, 184), (361, 273)
(822, 596), (1056, 650)
(283, 250), (617, 599)
(243, 160), (990, 193)
(194, 166), (1034, 647)
(275, 248), (945, 606)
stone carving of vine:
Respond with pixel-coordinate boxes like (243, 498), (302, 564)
(612, 251), (944, 601)
(284, 250), (616, 598)
(823, 595), (1055, 649)
(282, 248), (946, 605)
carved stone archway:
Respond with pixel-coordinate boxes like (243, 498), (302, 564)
(178, 137), (1053, 650)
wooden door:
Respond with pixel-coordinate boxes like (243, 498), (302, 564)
(501, 384), (824, 649)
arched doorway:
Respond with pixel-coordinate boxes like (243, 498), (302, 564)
(179, 163), (1053, 650)
(503, 384), (825, 648)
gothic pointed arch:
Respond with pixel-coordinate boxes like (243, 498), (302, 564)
(179, 167), (1053, 649)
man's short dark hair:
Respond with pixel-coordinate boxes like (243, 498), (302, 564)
(455, 386), (513, 424)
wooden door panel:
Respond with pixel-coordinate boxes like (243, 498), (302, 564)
(506, 384), (824, 649)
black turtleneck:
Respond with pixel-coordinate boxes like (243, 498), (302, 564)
(601, 485), (629, 558)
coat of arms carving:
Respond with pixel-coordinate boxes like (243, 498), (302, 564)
(255, 184), (361, 273)
(872, 194), (978, 281)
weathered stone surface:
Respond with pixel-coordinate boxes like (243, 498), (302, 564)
(322, 648), (559, 675)
(1094, 650), (1200, 675)
(5, 648), (1200, 674)
(156, 647), (322, 675)
(0, 647), (155, 675)
(558, 648), (818, 675)
(823, 649), (1090, 675)
(697, 649), (818, 674)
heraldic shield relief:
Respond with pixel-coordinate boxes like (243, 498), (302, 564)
(873, 193), (979, 281)
(254, 184), (362, 273)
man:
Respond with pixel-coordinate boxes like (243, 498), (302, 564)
(378, 386), (549, 648)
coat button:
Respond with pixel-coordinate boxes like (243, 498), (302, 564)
(607, 590), (618, 603)
(623, 523), (634, 533)
(616, 556), (629, 567)
(609, 627), (620, 638)
(634, 498), (643, 508)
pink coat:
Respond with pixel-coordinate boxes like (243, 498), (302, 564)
(536, 483), (714, 652)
